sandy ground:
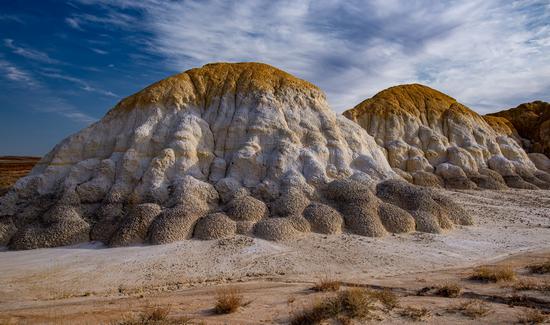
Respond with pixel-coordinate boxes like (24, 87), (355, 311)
(0, 188), (549, 324)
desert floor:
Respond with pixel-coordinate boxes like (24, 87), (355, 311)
(0, 156), (39, 196)
(0, 188), (549, 324)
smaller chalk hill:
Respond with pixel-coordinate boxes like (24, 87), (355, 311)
(344, 84), (550, 190)
(486, 101), (550, 173)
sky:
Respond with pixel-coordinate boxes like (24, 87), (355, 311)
(1, 0), (549, 156)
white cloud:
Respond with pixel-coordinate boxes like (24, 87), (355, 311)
(72, 0), (550, 113)
(4, 39), (60, 64)
(65, 17), (83, 30)
(0, 58), (98, 124)
(0, 59), (37, 86)
(0, 14), (24, 24)
(90, 47), (108, 55)
(40, 72), (117, 97)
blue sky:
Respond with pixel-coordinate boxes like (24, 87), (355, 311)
(1, 0), (549, 156)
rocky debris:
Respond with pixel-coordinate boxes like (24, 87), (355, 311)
(376, 180), (472, 233)
(10, 204), (90, 250)
(0, 63), (477, 250)
(486, 101), (550, 157)
(148, 204), (202, 244)
(253, 217), (301, 241)
(302, 203), (344, 234)
(224, 196), (267, 222)
(344, 84), (550, 190)
(193, 213), (236, 240)
(109, 203), (162, 247)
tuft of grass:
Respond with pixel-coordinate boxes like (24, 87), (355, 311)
(370, 289), (399, 310)
(527, 261), (550, 274)
(513, 279), (550, 292)
(399, 306), (431, 321)
(311, 278), (340, 292)
(113, 306), (186, 325)
(339, 288), (377, 319)
(447, 300), (491, 319)
(469, 265), (516, 283)
(517, 308), (548, 324)
(435, 283), (462, 298)
(290, 288), (376, 325)
(214, 287), (244, 314)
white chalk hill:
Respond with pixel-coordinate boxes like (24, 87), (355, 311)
(0, 63), (472, 249)
(344, 84), (550, 190)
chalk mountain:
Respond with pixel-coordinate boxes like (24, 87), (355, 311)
(0, 63), (471, 250)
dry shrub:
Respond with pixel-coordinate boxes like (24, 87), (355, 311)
(517, 308), (548, 324)
(447, 300), (491, 319)
(214, 287), (244, 314)
(113, 306), (182, 325)
(513, 279), (550, 292)
(290, 288), (376, 325)
(527, 261), (550, 274)
(399, 306), (431, 321)
(435, 283), (462, 298)
(469, 265), (516, 283)
(370, 289), (399, 310)
(312, 278), (340, 292)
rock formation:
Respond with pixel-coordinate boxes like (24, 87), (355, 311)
(485, 101), (550, 172)
(0, 63), (470, 249)
(344, 84), (550, 190)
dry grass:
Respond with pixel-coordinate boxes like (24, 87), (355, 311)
(512, 279), (550, 292)
(435, 283), (462, 298)
(369, 289), (399, 310)
(447, 300), (491, 319)
(527, 261), (550, 274)
(399, 306), (431, 321)
(517, 308), (548, 324)
(311, 278), (341, 292)
(214, 287), (244, 314)
(113, 306), (189, 325)
(290, 288), (377, 325)
(469, 265), (516, 283)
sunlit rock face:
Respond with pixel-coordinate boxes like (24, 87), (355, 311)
(1, 63), (472, 249)
(344, 84), (550, 190)
(486, 101), (550, 158)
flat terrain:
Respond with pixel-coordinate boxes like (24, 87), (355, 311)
(0, 189), (549, 324)
(0, 156), (40, 196)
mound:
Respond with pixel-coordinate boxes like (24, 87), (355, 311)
(344, 84), (550, 190)
(486, 101), (550, 157)
(0, 63), (472, 249)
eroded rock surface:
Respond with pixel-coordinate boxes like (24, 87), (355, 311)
(0, 64), (473, 249)
(486, 101), (550, 157)
(344, 84), (550, 190)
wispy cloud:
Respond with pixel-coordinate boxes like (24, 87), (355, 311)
(73, 0), (550, 114)
(33, 98), (97, 124)
(4, 38), (60, 64)
(0, 58), (97, 124)
(0, 14), (24, 24)
(65, 11), (135, 30)
(65, 17), (83, 30)
(0, 59), (37, 86)
(90, 47), (108, 55)
(41, 72), (117, 97)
